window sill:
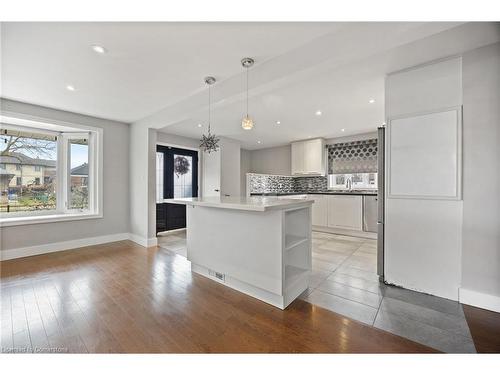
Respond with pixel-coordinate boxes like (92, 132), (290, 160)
(0, 212), (102, 227)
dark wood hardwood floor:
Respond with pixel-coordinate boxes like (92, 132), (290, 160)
(463, 304), (500, 353)
(0, 241), (447, 353)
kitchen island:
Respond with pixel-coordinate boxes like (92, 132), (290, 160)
(164, 196), (314, 309)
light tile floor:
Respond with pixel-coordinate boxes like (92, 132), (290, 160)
(157, 229), (476, 353)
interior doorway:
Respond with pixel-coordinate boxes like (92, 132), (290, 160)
(156, 145), (199, 234)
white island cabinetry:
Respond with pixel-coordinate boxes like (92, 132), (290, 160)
(164, 196), (313, 309)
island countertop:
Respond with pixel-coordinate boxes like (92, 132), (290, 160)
(164, 196), (314, 212)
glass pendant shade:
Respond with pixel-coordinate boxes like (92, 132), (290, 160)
(241, 115), (254, 130)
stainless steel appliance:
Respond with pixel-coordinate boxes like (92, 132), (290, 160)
(377, 126), (385, 280)
(362, 195), (378, 232)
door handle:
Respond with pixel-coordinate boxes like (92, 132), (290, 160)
(214, 189), (220, 192)
(224, 194), (230, 197)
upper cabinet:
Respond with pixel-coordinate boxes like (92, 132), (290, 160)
(291, 138), (325, 176)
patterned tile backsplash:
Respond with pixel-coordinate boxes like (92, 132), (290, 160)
(248, 173), (295, 193)
(248, 173), (327, 194)
(293, 176), (328, 192)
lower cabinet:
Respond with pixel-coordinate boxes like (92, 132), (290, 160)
(310, 194), (328, 226)
(309, 194), (363, 231)
(327, 195), (363, 230)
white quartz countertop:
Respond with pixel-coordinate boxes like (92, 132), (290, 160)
(163, 196), (314, 212)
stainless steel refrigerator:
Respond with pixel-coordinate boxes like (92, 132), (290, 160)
(377, 126), (385, 281)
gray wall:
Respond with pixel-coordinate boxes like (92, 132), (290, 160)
(247, 132), (377, 176)
(249, 144), (291, 175)
(0, 99), (130, 250)
(461, 42), (500, 298)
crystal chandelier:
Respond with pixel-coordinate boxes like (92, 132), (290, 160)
(200, 76), (220, 153)
(241, 57), (254, 130)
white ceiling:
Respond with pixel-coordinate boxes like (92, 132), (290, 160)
(1, 22), (341, 122)
(2, 22), (500, 150)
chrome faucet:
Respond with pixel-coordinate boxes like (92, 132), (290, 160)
(346, 177), (353, 191)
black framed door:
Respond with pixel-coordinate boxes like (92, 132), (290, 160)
(156, 145), (198, 234)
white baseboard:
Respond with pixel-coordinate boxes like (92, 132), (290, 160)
(0, 232), (130, 261)
(128, 233), (158, 248)
(459, 288), (500, 313)
(1, 232), (159, 261)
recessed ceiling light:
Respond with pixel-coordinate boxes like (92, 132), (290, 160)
(66, 85), (76, 91)
(315, 110), (322, 116)
(341, 128), (345, 132)
(257, 140), (262, 144)
(369, 99), (375, 104)
(307, 136), (312, 139)
(92, 45), (107, 54)
(197, 123), (202, 128)
(276, 121), (281, 125)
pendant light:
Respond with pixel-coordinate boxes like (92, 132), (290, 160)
(199, 76), (220, 153)
(241, 57), (255, 130)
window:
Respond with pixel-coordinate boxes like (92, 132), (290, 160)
(173, 154), (193, 198)
(328, 173), (378, 190)
(0, 117), (101, 225)
(69, 137), (89, 210)
(0, 129), (57, 213)
(0, 163), (5, 169)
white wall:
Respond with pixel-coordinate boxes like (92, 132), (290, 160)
(384, 57), (463, 301)
(220, 137), (241, 197)
(0, 99), (130, 251)
(325, 132), (377, 145)
(240, 149), (251, 196)
(202, 149), (221, 197)
(157, 132), (200, 149)
(129, 123), (147, 243)
(128, 123), (158, 247)
(460, 42), (500, 311)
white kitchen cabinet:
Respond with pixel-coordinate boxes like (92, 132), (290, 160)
(310, 194), (328, 226)
(291, 138), (325, 176)
(291, 142), (305, 174)
(327, 195), (363, 230)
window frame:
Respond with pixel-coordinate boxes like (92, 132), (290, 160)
(63, 132), (94, 213)
(328, 173), (378, 190)
(0, 112), (103, 227)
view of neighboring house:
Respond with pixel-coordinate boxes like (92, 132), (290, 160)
(70, 162), (88, 187)
(0, 152), (56, 188)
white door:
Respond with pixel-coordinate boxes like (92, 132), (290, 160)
(202, 150), (221, 197)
